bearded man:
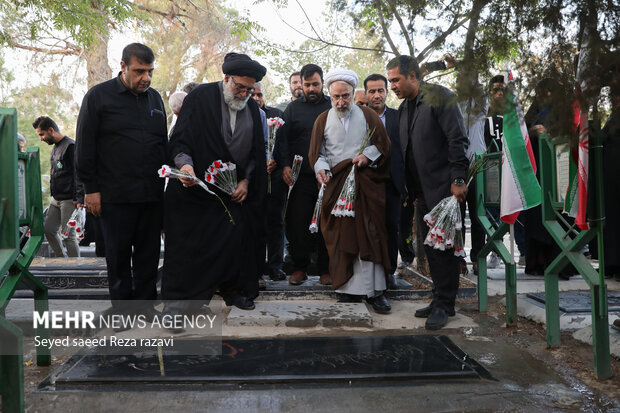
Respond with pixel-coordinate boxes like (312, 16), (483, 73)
(308, 69), (392, 314)
(162, 52), (268, 312)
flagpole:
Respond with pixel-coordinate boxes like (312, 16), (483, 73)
(509, 223), (515, 265)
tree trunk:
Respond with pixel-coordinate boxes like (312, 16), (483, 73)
(85, 30), (112, 89)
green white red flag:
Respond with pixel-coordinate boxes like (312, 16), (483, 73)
(500, 73), (541, 224)
(563, 97), (590, 230)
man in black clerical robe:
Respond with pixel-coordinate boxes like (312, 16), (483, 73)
(162, 53), (267, 312)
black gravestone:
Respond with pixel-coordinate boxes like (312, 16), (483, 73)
(47, 335), (492, 388)
(527, 291), (620, 313)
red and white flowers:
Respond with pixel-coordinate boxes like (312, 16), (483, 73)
(309, 183), (325, 233)
(423, 195), (465, 257)
(62, 207), (86, 240)
(266, 117), (285, 161)
(158, 164), (236, 225)
(205, 160), (238, 195)
(331, 127), (373, 218)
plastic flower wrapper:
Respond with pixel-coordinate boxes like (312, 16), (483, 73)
(158, 164), (235, 225)
(423, 195), (466, 257)
(266, 117), (285, 193)
(309, 183), (325, 233)
(283, 155), (303, 218)
(331, 127), (374, 218)
(62, 206), (86, 240)
(205, 160), (238, 195)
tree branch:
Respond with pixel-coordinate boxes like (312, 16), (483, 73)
(7, 41), (81, 56)
(374, 0), (400, 55)
(385, 0), (414, 56)
(416, 16), (468, 61)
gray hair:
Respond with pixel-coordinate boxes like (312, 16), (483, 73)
(17, 133), (26, 143)
(169, 91), (188, 114)
(254, 81), (264, 92)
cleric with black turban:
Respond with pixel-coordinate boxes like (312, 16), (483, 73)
(161, 52), (268, 320)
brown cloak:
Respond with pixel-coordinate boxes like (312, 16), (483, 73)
(308, 106), (391, 289)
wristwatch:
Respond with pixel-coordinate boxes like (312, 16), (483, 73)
(452, 177), (465, 186)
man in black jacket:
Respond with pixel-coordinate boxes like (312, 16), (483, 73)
(274, 63), (332, 286)
(387, 55), (469, 330)
(34, 116), (84, 257)
(363, 74), (411, 290)
(75, 43), (167, 317)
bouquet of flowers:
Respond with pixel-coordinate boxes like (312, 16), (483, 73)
(62, 207), (86, 241)
(267, 117), (285, 193)
(283, 155), (303, 218)
(158, 164), (235, 225)
(423, 196), (465, 257)
(331, 127), (374, 218)
(309, 183), (325, 233)
(205, 160), (238, 195)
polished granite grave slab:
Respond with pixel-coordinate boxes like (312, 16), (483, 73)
(526, 291), (620, 313)
(44, 335), (492, 388)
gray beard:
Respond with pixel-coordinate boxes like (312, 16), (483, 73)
(223, 82), (249, 111)
(336, 107), (351, 119)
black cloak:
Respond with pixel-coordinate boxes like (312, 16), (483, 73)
(162, 82), (267, 301)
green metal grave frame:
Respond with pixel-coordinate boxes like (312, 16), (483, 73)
(0, 108), (50, 412)
(475, 151), (518, 325)
(538, 133), (610, 379)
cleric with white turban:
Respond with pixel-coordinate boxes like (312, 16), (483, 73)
(324, 68), (359, 90)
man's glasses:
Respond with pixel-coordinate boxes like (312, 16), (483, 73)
(332, 93), (351, 102)
(230, 76), (255, 94)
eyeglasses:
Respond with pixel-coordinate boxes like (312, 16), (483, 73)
(230, 76), (255, 94)
(331, 93), (351, 102)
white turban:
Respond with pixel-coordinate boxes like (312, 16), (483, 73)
(324, 68), (358, 90)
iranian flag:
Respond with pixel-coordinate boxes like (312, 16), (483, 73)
(500, 85), (541, 224)
(563, 98), (589, 230)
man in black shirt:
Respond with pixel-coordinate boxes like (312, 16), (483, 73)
(274, 64), (332, 285)
(75, 43), (167, 317)
(33, 116), (84, 257)
(252, 82), (287, 280)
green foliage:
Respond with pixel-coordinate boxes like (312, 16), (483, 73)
(0, 0), (135, 48)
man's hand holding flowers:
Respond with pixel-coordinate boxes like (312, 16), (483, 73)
(231, 178), (249, 203)
(179, 164), (197, 187)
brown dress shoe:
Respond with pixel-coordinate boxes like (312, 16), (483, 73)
(289, 270), (307, 285)
(319, 274), (332, 285)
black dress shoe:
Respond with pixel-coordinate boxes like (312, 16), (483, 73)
(337, 294), (362, 303)
(366, 294), (391, 314)
(425, 307), (448, 330)
(388, 273), (412, 290)
(231, 295), (255, 311)
(415, 304), (455, 318)
(270, 268), (287, 281)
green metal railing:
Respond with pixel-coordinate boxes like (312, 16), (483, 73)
(0, 108), (50, 412)
(475, 151), (518, 325)
(538, 133), (610, 379)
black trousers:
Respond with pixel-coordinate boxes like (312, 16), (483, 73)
(385, 182), (402, 274)
(100, 202), (162, 307)
(398, 198), (415, 263)
(417, 199), (460, 311)
(285, 173), (329, 274)
(266, 169), (287, 273)
(465, 179), (485, 262)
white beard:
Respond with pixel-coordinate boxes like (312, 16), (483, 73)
(223, 81), (250, 111)
(336, 106), (351, 119)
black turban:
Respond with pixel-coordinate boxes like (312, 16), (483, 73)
(221, 52), (267, 82)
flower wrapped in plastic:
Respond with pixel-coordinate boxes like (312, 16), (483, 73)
(266, 117), (285, 193)
(283, 155), (303, 217)
(309, 183), (325, 233)
(331, 127), (373, 218)
(158, 164), (235, 225)
(62, 206), (86, 240)
(423, 195), (465, 257)
(205, 160), (238, 195)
